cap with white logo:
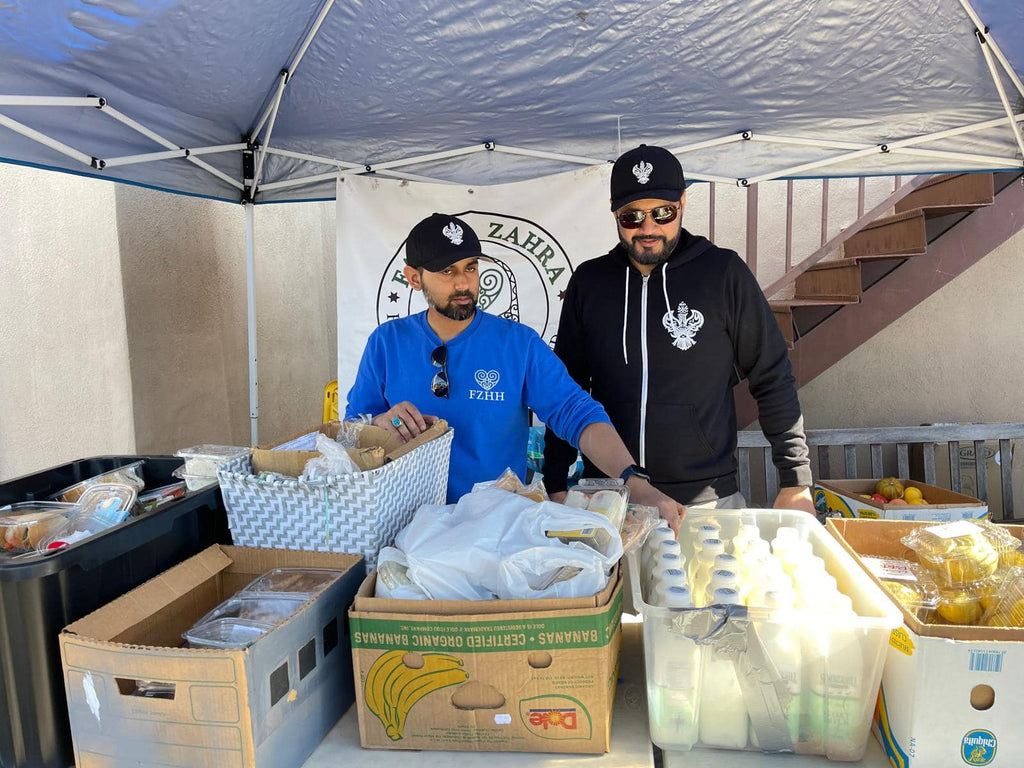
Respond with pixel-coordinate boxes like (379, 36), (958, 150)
(405, 213), (484, 272)
(610, 144), (686, 211)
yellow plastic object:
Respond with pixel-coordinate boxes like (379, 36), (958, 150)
(323, 380), (339, 422)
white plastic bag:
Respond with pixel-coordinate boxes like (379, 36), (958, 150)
(395, 487), (621, 600)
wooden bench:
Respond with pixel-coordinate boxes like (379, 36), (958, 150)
(738, 423), (1024, 522)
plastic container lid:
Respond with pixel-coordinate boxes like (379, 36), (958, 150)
(174, 445), (251, 476)
(191, 594), (307, 630)
(37, 484), (138, 553)
(240, 567), (343, 598)
(137, 481), (187, 515)
(183, 617), (273, 649)
(171, 466), (219, 491)
(49, 460), (145, 504)
(0, 502), (76, 554)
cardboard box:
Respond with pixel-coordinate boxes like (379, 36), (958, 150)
(827, 518), (1024, 768)
(348, 569), (622, 753)
(252, 420), (449, 476)
(814, 478), (987, 522)
(59, 545), (364, 768)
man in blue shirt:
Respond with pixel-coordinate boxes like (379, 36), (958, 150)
(346, 213), (684, 528)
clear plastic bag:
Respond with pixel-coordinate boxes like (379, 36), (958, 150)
(301, 432), (360, 479)
(472, 467), (548, 502)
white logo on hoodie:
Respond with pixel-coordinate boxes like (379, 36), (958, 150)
(662, 301), (704, 350)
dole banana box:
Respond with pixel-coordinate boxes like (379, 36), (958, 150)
(348, 567), (622, 753)
(59, 546), (363, 768)
(827, 519), (1024, 768)
(815, 479), (986, 522)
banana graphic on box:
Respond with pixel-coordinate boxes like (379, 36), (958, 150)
(364, 650), (469, 740)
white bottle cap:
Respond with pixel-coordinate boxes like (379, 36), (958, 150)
(713, 553), (739, 572)
(689, 518), (722, 535)
(709, 568), (740, 589)
(710, 587), (742, 606)
(655, 539), (682, 558)
(701, 538), (726, 557)
(643, 526), (676, 555)
(660, 584), (693, 608)
(762, 588), (796, 611)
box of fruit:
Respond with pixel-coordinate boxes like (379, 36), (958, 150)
(827, 517), (1024, 767)
(814, 477), (987, 522)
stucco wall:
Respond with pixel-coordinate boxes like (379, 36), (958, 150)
(0, 164), (135, 480)
(798, 226), (1024, 428)
(1, 166), (336, 482)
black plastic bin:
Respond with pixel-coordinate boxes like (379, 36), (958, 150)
(0, 455), (232, 768)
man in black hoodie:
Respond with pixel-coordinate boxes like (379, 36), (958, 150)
(543, 144), (814, 513)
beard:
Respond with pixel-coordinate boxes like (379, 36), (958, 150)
(620, 229), (681, 266)
(424, 288), (477, 321)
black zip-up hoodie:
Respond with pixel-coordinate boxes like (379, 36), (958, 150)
(543, 228), (812, 504)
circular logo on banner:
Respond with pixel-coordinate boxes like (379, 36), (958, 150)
(375, 211), (574, 347)
(961, 729), (997, 766)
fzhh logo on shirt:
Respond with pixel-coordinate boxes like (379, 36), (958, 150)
(470, 370), (504, 401)
(961, 729), (997, 766)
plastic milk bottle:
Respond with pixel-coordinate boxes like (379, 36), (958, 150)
(749, 588), (802, 749)
(697, 587), (749, 749)
(649, 584), (700, 748)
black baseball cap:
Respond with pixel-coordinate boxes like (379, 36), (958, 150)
(405, 213), (484, 272)
(610, 144), (686, 211)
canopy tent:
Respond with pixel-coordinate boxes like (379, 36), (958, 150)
(2, 0), (1022, 443)
(1, 0), (1022, 205)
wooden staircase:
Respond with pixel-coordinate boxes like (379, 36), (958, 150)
(735, 170), (1024, 428)
(769, 173), (996, 348)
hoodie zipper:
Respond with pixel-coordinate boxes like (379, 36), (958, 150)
(638, 273), (650, 467)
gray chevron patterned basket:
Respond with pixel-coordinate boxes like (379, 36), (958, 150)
(218, 429), (452, 572)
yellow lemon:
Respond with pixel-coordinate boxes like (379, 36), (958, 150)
(903, 487), (923, 503)
(909, 498), (929, 505)
(936, 591), (983, 624)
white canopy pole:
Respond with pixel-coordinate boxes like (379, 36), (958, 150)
(245, 203), (259, 445)
(974, 28), (1024, 165)
(101, 103), (244, 190)
(958, 0), (1024, 99)
(0, 112), (94, 166)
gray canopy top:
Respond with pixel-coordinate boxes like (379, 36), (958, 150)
(1, 0), (1022, 203)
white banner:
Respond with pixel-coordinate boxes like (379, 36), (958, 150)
(335, 165), (615, 402)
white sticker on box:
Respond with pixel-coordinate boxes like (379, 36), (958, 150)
(862, 557), (918, 582)
(494, 713), (512, 725)
(927, 520), (980, 539)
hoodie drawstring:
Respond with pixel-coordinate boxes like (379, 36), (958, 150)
(661, 262), (671, 319)
(621, 266), (630, 365)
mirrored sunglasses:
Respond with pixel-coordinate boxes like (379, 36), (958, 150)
(616, 204), (679, 229)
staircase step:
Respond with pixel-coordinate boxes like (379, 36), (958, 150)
(844, 210), (927, 259)
(795, 260), (862, 301)
(771, 305), (795, 349)
(895, 172), (994, 216)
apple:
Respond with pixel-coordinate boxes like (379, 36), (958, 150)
(870, 493), (888, 503)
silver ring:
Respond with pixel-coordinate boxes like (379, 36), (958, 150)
(392, 416), (403, 428)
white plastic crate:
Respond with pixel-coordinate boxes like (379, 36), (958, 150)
(628, 508), (901, 762)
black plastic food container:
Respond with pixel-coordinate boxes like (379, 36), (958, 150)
(0, 456), (232, 768)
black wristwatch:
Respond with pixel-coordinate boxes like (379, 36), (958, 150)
(619, 464), (652, 484)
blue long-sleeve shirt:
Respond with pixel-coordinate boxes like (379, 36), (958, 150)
(345, 310), (610, 501)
